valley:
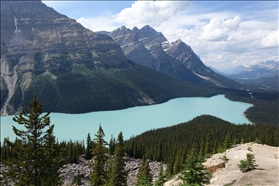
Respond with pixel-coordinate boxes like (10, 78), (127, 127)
(0, 1), (278, 185)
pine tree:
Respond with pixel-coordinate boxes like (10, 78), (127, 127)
(72, 170), (82, 185)
(241, 137), (245, 144)
(154, 163), (165, 186)
(107, 132), (127, 186)
(178, 148), (211, 186)
(223, 133), (231, 150)
(198, 140), (205, 161)
(165, 158), (174, 178)
(238, 153), (258, 173)
(136, 156), (152, 186)
(85, 133), (93, 160)
(0, 94), (62, 185)
(89, 124), (108, 186)
(108, 135), (116, 155)
(204, 133), (211, 156)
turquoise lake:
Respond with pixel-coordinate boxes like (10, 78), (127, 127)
(1, 95), (253, 142)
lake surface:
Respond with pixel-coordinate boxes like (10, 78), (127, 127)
(1, 95), (252, 142)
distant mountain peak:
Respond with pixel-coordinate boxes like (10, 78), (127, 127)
(132, 26), (139, 31)
(168, 39), (191, 49)
(108, 25), (247, 89)
(120, 25), (127, 30)
(142, 25), (152, 30)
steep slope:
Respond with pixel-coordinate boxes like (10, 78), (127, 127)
(163, 39), (249, 89)
(108, 25), (249, 89)
(0, 0), (219, 115)
(108, 26), (203, 84)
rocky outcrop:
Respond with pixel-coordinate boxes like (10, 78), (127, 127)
(59, 155), (165, 186)
(1, 155), (165, 186)
(163, 143), (279, 186)
(202, 154), (225, 173)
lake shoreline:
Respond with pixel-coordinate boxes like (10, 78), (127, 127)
(1, 94), (253, 142)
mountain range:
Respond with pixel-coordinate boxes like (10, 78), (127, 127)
(225, 61), (278, 79)
(106, 25), (248, 89)
(220, 61), (279, 90)
(1, 0), (227, 116)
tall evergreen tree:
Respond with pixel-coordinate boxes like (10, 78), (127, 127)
(107, 132), (127, 186)
(204, 133), (211, 156)
(108, 135), (116, 155)
(179, 148), (211, 186)
(223, 133), (231, 150)
(0, 94), (62, 185)
(85, 133), (93, 160)
(198, 140), (205, 161)
(89, 124), (108, 186)
(136, 156), (152, 186)
(154, 163), (166, 186)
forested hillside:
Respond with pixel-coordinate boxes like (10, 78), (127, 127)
(124, 115), (279, 175)
(225, 89), (279, 125)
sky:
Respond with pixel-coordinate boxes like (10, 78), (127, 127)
(42, 0), (278, 71)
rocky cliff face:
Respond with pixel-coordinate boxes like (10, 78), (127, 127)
(1, 0), (134, 115)
(108, 25), (248, 89)
(108, 26), (203, 84)
(1, 0), (129, 69)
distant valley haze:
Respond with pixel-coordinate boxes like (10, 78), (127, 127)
(42, 0), (278, 72)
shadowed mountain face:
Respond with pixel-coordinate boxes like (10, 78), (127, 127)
(108, 26), (249, 89)
(1, 0), (220, 115)
(1, 0), (130, 70)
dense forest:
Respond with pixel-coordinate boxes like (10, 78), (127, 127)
(224, 88), (279, 125)
(124, 115), (279, 175)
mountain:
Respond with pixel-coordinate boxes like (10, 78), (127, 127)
(0, 0), (219, 115)
(226, 61), (278, 79)
(234, 75), (279, 91)
(107, 25), (202, 84)
(224, 61), (279, 90)
(220, 65), (249, 74)
(107, 26), (248, 89)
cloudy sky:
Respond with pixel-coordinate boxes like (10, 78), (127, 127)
(42, 0), (278, 71)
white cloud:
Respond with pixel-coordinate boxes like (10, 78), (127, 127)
(114, 1), (190, 28)
(77, 16), (118, 32)
(201, 15), (242, 41)
(261, 30), (279, 48)
(75, 1), (278, 71)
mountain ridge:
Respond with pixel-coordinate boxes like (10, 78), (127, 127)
(0, 0), (222, 115)
(106, 25), (251, 89)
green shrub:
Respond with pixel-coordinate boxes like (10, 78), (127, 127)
(238, 153), (258, 173)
